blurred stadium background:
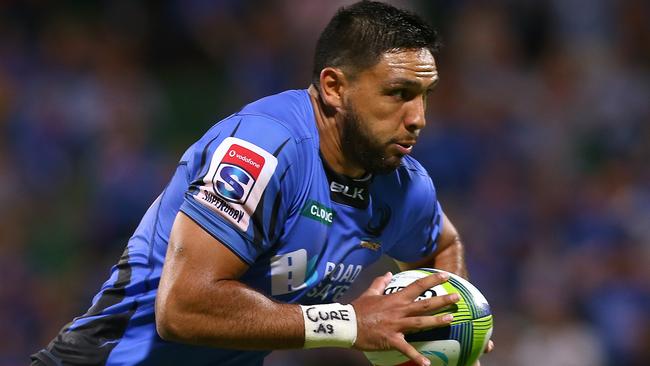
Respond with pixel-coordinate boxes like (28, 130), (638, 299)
(1, 1), (649, 365)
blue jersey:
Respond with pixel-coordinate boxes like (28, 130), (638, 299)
(33, 89), (444, 366)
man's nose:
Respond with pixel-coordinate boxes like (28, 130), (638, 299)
(404, 96), (426, 133)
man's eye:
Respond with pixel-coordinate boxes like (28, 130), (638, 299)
(390, 89), (411, 100)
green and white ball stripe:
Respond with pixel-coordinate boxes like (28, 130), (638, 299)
(364, 268), (493, 366)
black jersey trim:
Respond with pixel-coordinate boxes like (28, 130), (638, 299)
(251, 190), (266, 250)
(268, 165), (291, 242)
(197, 132), (222, 180)
(320, 153), (372, 209)
(272, 138), (290, 157)
(42, 306), (137, 366)
(194, 117), (242, 184)
(250, 138), (291, 248)
(30, 349), (61, 366)
(84, 247), (132, 317)
(268, 191), (282, 243)
(39, 244), (137, 365)
(229, 118), (242, 137)
(144, 178), (173, 293)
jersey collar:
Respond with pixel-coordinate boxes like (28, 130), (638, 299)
(320, 154), (372, 209)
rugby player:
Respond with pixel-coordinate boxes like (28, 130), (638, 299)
(32, 2), (492, 365)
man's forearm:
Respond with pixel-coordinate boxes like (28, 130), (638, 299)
(427, 213), (468, 279)
(158, 213), (307, 350)
(432, 236), (468, 279)
(156, 278), (304, 350)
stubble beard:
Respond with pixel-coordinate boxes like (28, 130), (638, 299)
(339, 102), (402, 175)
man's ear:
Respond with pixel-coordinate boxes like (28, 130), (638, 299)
(318, 67), (348, 111)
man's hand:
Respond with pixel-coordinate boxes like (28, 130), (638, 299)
(351, 271), (460, 366)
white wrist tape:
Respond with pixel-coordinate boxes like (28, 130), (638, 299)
(300, 303), (357, 348)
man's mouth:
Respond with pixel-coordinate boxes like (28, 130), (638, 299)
(393, 141), (415, 155)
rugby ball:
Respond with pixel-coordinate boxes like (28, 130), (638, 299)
(364, 268), (492, 366)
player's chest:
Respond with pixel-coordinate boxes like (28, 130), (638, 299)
(260, 170), (396, 303)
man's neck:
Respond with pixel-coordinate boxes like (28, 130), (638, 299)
(307, 85), (366, 178)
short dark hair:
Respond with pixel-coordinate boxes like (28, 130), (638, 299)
(312, 1), (441, 87)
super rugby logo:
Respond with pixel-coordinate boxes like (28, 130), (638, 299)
(196, 137), (278, 231)
(213, 144), (264, 204)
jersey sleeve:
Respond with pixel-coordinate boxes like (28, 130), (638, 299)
(385, 171), (444, 263)
(179, 114), (301, 265)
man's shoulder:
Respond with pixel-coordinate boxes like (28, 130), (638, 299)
(188, 90), (315, 159)
(399, 155), (431, 178)
(371, 157), (438, 236)
(237, 89), (315, 141)
(374, 156), (435, 203)
(389, 156), (434, 188)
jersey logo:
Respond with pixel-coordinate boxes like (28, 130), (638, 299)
(359, 240), (381, 251)
(365, 204), (391, 237)
(214, 143), (264, 204)
(321, 160), (371, 209)
(330, 181), (364, 200)
(271, 249), (319, 296)
(306, 261), (364, 302)
(300, 199), (334, 226)
(196, 137), (278, 231)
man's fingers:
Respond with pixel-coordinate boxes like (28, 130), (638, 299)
(362, 272), (393, 297)
(399, 272), (449, 300)
(485, 339), (494, 353)
(391, 336), (431, 366)
(403, 293), (460, 316)
(401, 313), (454, 333)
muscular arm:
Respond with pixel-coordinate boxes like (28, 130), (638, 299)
(156, 212), (304, 350)
(157, 212), (459, 365)
(396, 213), (468, 278)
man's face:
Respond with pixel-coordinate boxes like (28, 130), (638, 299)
(339, 48), (438, 174)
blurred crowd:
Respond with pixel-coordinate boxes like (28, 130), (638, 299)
(1, 1), (649, 365)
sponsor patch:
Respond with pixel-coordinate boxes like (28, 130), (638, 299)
(214, 143), (265, 204)
(195, 137), (278, 231)
(359, 240), (381, 251)
(271, 249), (319, 296)
(301, 199), (334, 226)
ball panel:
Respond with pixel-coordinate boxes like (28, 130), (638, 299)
(419, 268), (491, 320)
(416, 340), (461, 366)
(404, 325), (451, 343)
(467, 316), (493, 365)
(449, 320), (473, 366)
(364, 340), (461, 366)
(446, 275), (491, 319)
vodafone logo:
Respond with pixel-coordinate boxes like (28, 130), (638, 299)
(228, 148), (262, 170)
(222, 144), (265, 179)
